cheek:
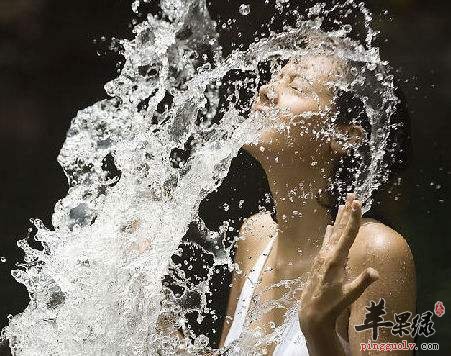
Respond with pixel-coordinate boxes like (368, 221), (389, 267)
(278, 92), (321, 115)
(275, 94), (331, 136)
(277, 91), (330, 115)
(248, 96), (332, 153)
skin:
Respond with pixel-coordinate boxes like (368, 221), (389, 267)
(217, 56), (416, 355)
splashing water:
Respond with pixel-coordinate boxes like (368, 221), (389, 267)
(2, 1), (401, 355)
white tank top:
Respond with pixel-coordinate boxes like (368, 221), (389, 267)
(223, 238), (351, 355)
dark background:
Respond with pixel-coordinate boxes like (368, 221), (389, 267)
(0, 0), (450, 354)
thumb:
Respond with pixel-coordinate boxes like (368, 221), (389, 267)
(340, 267), (379, 307)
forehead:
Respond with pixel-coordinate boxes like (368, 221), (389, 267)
(279, 55), (344, 81)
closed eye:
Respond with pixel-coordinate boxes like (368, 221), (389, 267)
(289, 83), (304, 94)
(289, 78), (313, 95)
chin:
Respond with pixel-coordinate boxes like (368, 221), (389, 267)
(242, 127), (278, 153)
(241, 142), (261, 158)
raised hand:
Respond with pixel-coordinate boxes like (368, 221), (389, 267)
(298, 193), (379, 355)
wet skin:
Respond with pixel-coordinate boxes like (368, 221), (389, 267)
(218, 57), (416, 355)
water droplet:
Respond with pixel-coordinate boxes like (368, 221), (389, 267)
(0, 257), (6, 263)
(239, 4), (250, 16)
(6, 1), (402, 352)
(343, 24), (352, 33)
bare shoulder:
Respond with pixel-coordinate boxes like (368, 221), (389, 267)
(348, 218), (414, 265)
(347, 218), (416, 306)
(346, 218), (415, 304)
(234, 212), (277, 274)
(239, 211), (277, 242)
(220, 212), (277, 347)
(347, 222), (416, 351)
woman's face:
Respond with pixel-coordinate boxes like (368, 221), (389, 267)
(245, 55), (344, 160)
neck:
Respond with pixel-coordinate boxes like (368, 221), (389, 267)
(259, 151), (334, 269)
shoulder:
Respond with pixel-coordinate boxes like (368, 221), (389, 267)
(348, 218), (414, 266)
(346, 218), (416, 304)
(234, 212), (277, 274)
(239, 211), (277, 241)
(347, 223), (416, 349)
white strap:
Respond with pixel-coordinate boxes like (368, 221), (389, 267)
(224, 238), (275, 347)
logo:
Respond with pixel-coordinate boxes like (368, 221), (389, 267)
(434, 301), (445, 318)
(354, 298), (441, 340)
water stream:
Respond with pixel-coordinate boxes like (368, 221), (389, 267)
(2, 1), (400, 354)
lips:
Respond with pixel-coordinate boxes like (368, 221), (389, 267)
(251, 100), (274, 112)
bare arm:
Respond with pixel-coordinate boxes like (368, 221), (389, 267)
(347, 222), (416, 355)
(298, 194), (416, 356)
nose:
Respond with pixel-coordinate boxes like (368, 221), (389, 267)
(258, 83), (279, 106)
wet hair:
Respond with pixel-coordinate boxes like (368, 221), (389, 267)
(329, 84), (411, 212)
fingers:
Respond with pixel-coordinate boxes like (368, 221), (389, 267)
(304, 225), (333, 295)
(329, 204), (344, 243)
(334, 205), (345, 230)
(335, 200), (362, 261)
(340, 267), (379, 308)
(305, 193), (362, 290)
(304, 224), (334, 297)
(330, 193), (356, 244)
(322, 195), (362, 282)
(303, 225), (334, 301)
(319, 225), (333, 254)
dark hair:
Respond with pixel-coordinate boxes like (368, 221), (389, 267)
(329, 83), (411, 212)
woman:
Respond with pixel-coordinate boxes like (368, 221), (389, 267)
(214, 56), (416, 355)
